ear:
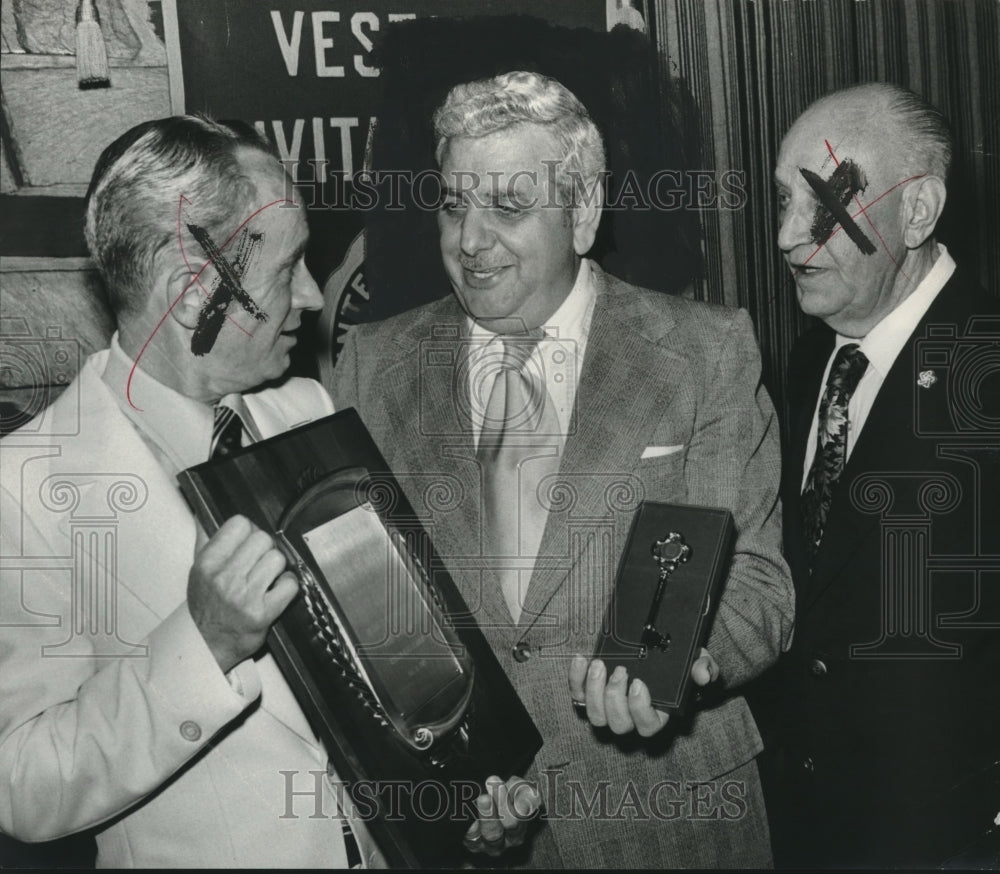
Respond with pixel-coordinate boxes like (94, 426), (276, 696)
(903, 175), (947, 248)
(163, 260), (205, 330)
(571, 178), (604, 256)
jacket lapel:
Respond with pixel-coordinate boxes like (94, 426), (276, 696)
(519, 269), (687, 642)
(376, 301), (514, 635)
(69, 358), (199, 628)
(801, 273), (983, 612)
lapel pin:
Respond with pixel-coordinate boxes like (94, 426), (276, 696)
(917, 370), (937, 389)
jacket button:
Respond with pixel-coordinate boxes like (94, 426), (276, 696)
(809, 658), (828, 677)
(180, 720), (202, 742)
(802, 757), (815, 772)
(512, 641), (532, 663)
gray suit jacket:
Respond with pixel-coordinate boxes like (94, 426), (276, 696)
(331, 264), (793, 867)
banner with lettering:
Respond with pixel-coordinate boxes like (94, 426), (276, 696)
(162, 1), (607, 373)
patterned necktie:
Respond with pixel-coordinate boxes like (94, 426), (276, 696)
(209, 398), (245, 459)
(476, 331), (561, 622)
(800, 343), (869, 565)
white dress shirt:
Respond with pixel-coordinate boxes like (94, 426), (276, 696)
(466, 257), (598, 450)
(802, 244), (956, 489)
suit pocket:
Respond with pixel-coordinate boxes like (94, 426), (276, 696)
(633, 451), (688, 503)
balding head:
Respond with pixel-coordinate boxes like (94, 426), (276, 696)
(775, 83), (951, 336)
(800, 83), (952, 182)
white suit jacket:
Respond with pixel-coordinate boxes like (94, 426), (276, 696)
(0, 351), (379, 867)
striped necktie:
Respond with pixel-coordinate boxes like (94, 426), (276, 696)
(209, 398), (245, 459)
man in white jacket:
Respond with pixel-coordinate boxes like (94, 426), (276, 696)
(0, 116), (381, 867)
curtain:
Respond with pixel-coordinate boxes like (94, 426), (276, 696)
(649, 0), (999, 407)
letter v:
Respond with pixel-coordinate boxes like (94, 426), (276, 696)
(271, 10), (304, 76)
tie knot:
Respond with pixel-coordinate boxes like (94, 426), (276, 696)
(498, 329), (545, 373)
(827, 343), (869, 397)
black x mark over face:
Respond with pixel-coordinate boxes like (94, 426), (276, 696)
(775, 110), (918, 336)
(178, 151), (323, 397)
(799, 160), (877, 255)
(187, 222), (269, 356)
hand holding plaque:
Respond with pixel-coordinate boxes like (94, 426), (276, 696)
(177, 408), (542, 868)
(587, 502), (735, 721)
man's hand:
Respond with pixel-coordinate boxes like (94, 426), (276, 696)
(568, 648), (719, 737)
(463, 775), (541, 857)
(187, 515), (299, 673)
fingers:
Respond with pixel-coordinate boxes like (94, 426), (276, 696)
(464, 775), (538, 857)
(466, 776), (505, 857)
(246, 544), (288, 591)
(187, 515), (298, 673)
(584, 659), (609, 726)
(508, 778), (541, 821)
(691, 647), (720, 686)
(603, 665), (633, 734)
(198, 514), (253, 568)
(477, 776), (506, 844)
(575, 658), (672, 738)
(462, 819), (483, 853)
(231, 529), (280, 579)
(628, 679), (670, 737)
(262, 571), (299, 617)
(568, 654), (588, 704)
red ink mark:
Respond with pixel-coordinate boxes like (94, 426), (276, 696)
(125, 196), (293, 410)
(793, 169), (927, 276)
(825, 140), (911, 282)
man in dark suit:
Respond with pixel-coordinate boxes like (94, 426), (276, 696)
(330, 70), (794, 867)
(767, 82), (1000, 867)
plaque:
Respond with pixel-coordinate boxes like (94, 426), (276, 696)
(594, 501), (735, 715)
(178, 409), (542, 868)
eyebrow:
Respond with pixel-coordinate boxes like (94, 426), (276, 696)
(439, 187), (531, 209)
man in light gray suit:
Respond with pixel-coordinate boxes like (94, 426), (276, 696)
(330, 71), (793, 868)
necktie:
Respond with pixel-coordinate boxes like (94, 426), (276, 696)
(476, 332), (562, 622)
(800, 343), (869, 564)
(209, 398), (245, 459)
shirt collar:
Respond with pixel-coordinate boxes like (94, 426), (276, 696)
(102, 332), (215, 470)
(838, 244), (956, 377)
(466, 258), (597, 348)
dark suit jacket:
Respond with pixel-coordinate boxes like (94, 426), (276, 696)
(772, 269), (1000, 867)
(330, 264), (794, 868)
